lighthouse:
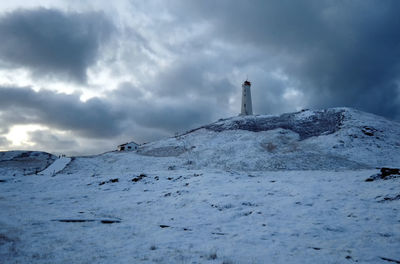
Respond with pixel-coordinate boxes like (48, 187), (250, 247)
(240, 80), (253, 115)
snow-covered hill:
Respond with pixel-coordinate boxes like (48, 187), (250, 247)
(0, 150), (56, 177)
(0, 107), (399, 263)
(136, 107), (400, 170)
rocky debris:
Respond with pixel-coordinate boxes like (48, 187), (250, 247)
(149, 245), (157, 250)
(211, 203), (234, 211)
(100, 220), (120, 224)
(365, 168), (400, 182)
(362, 126), (377, 136)
(381, 168), (400, 178)
(54, 219), (95, 223)
(0, 233), (14, 244)
(378, 194), (400, 203)
(132, 174), (146, 182)
(380, 257), (400, 264)
(187, 109), (345, 140)
(211, 232), (227, 236)
(53, 219), (120, 224)
(99, 178), (119, 185)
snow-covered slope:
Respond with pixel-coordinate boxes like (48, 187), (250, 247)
(0, 107), (399, 263)
(0, 150), (56, 177)
(136, 107), (400, 170)
(38, 157), (71, 176)
(1, 167), (399, 263)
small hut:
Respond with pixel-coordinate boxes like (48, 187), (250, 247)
(117, 141), (139, 151)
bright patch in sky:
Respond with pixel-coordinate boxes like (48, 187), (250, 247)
(5, 124), (46, 146)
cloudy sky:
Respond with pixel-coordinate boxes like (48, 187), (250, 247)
(0, 0), (399, 155)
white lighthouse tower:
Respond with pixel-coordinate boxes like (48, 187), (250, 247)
(240, 80), (253, 115)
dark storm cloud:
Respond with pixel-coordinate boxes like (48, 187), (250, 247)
(151, 58), (236, 103)
(172, 0), (400, 120)
(0, 84), (219, 142)
(134, 99), (214, 133)
(0, 86), (124, 137)
(0, 8), (114, 82)
(107, 81), (219, 134)
(2, 1), (400, 156)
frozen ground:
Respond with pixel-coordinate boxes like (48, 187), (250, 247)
(0, 108), (399, 263)
(0, 167), (399, 263)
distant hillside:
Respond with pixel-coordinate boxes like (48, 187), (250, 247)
(0, 151), (56, 176)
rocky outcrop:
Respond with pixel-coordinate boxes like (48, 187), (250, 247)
(190, 109), (345, 140)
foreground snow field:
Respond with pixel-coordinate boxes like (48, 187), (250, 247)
(0, 166), (399, 263)
(0, 108), (399, 263)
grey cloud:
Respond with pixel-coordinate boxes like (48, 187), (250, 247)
(0, 136), (11, 148)
(0, 8), (115, 82)
(171, 0), (400, 120)
(107, 82), (219, 134)
(0, 86), (124, 137)
(109, 82), (145, 102)
(0, 84), (221, 146)
(133, 99), (215, 134)
(251, 74), (296, 115)
(151, 59), (236, 103)
(2, 1), (400, 156)
(28, 130), (78, 153)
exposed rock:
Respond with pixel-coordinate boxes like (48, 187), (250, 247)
(362, 126), (377, 136)
(381, 168), (400, 178)
(101, 220), (120, 224)
(132, 174), (146, 182)
(189, 108), (345, 140)
(99, 178), (119, 185)
(380, 257), (400, 264)
(379, 194), (400, 202)
(367, 168), (400, 182)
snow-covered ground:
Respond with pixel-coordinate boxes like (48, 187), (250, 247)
(138, 107), (400, 170)
(0, 108), (399, 263)
(1, 167), (399, 263)
(38, 157), (71, 176)
(0, 151), (56, 177)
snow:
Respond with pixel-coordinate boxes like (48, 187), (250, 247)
(1, 167), (399, 263)
(0, 151), (56, 177)
(294, 109), (315, 120)
(0, 107), (399, 263)
(138, 108), (400, 170)
(38, 157), (71, 176)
